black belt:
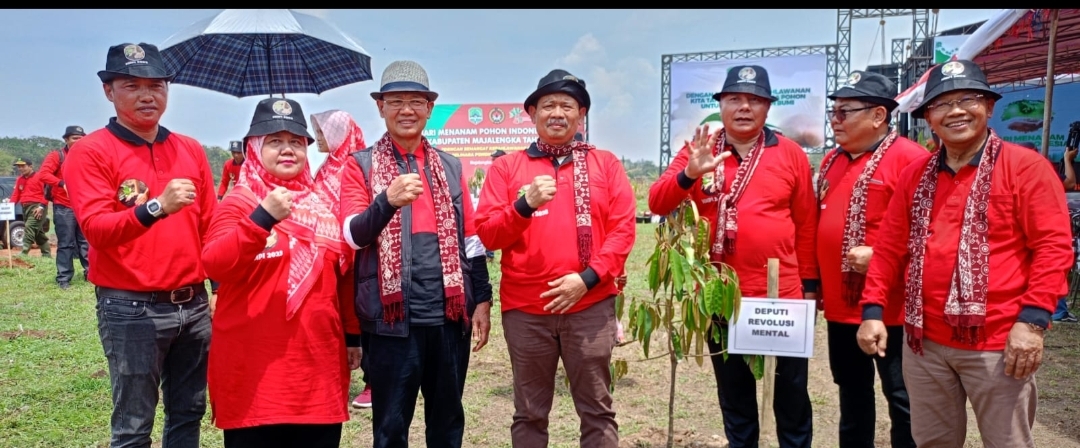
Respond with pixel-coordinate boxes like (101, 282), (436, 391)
(95, 283), (206, 305)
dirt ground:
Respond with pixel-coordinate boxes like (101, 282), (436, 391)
(0, 240), (54, 269)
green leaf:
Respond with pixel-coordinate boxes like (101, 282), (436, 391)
(642, 306), (655, 358)
(704, 278), (722, 317)
(615, 292), (625, 323)
(749, 355), (765, 380)
(720, 325), (729, 362)
(694, 326), (705, 367)
(669, 248), (686, 294)
(683, 299), (696, 332)
(647, 247), (660, 293)
(672, 330), (683, 360)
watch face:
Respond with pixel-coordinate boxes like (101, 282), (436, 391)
(148, 201), (161, 213)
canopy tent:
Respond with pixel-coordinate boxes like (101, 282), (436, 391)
(896, 9), (1080, 113)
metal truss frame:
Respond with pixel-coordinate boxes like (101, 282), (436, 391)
(659, 45), (838, 172)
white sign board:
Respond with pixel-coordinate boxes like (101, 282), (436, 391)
(0, 203), (14, 221)
(727, 297), (816, 358)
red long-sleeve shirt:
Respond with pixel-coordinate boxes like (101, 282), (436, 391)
(202, 195), (359, 430)
(217, 159), (242, 199)
(38, 148), (72, 207)
(63, 119), (217, 291)
(861, 140), (1072, 351)
(475, 145), (637, 314)
(10, 171), (46, 205)
(649, 130), (818, 298)
(816, 137), (928, 325)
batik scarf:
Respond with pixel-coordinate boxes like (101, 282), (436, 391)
(817, 130), (899, 307)
(232, 135), (344, 320)
(710, 129), (766, 259)
(904, 129), (1002, 354)
(535, 139), (595, 268)
(369, 132), (466, 325)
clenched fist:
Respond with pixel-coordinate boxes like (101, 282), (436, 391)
(157, 179), (197, 214)
(387, 173), (423, 208)
(525, 175), (557, 209)
(261, 186), (293, 220)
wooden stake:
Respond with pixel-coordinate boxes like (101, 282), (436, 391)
(1040, 9), (1060, 159)
(760, 258), (780, 446)
(6, 221), (11, 268)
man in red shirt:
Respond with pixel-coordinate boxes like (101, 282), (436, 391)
(649, 65), (818, 448)
(339, 60), (492, 448)
(39, 125), (90, 288)
(475, 69), (636, 448)
(7, 158), (50, 257)
(63, 42), (216, 448)
(857, 59), (1072, 447)
(217, 140), (244, 200)
(816, 70), (924, 448)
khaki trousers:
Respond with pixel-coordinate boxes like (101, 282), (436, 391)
(502, 297), (619, 448)
(903, 337), (1037, 448)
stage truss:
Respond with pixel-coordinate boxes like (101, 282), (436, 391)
(658, 9), (931, 173)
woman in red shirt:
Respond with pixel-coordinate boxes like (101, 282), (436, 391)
(202, 98), (361, 448)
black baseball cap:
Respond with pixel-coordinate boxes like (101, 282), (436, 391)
(245, 98), (314, 145)
(62, 125), (86, 139)
(229, 141), (243, 153)
(713, 65), (777, 103)
(12, 158), (31, 166)
(525, 69), (590, 112)
(829, 70), (899, 111)
(97, 42), (174, 83)
(912, 59), (1002, 119)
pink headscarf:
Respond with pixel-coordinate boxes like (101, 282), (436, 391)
(310, 110), (367, 223)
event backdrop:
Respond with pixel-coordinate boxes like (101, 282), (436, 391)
(990, 82), (1080, 162)
(667, 54), (828, 153)
(423, 103), (587, 182)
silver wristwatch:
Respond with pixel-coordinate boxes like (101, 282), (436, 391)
(146, 199), (166, 218)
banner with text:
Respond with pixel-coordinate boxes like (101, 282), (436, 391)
(990, 82), (1080, 162)
(423, 103), (587, 184)
(668, 54), (828, 152)
(934, 35), (969, 63)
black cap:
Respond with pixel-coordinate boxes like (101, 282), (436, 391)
(97, 43), (174, 83)
(491, 149), (507, 159)
(62, 125), (86, 139)
(245, 98), (314, 145)
(713, 65), (777, 103)
(524, 69), (590, 112)
(913, 59), (1002, 119)
(12, 157), (31, 166)
(228, 141), (243, 153)
(829, 70), (899, 111)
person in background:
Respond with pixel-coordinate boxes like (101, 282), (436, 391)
(218, 140), (244, 201)
(202, 98), (361, 448)
(340, 60), (493, 448)
(308, 108), (376, 410)
(476, 69), (635, 448)
(39, 125), (90, 288)
(816, 70), (923, 448)
(64, 42), (216, 448)
(480, 149), (508, 261)
(1052, 141), (1080, 323)
(648, 64), (818, 448)
(7, 158), (50, 258)
(857, 59), (1072, 447)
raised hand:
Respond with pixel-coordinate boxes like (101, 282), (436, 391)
(260, 186), (293, 221)
(387, 173), (424, 208)
(525, 175), (557, 209)
(157, 179), (197, 214)
(683, 125), (730, 179)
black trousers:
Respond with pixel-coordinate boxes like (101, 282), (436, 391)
(827, 321), (915, 448)
(707, 330), (813, 448)
(368, 323), (471, 448)
(223, 423), (342, 448)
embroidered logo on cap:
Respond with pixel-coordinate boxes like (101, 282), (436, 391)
(75, 127), (83, 133)
(230, 142), (240, 150)
(563, 75), (579, 82)
(941, 61), (966, 79)
(272, 100), (293, 116)
(847, 72), (861, 86)
(124, 45), (145, 62)
(738, 67), (757, 84)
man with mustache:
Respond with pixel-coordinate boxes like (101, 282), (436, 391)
(649, 65), (818, 448)
(475, 69), (636, 448)
(857, 59), (1072, 447)
(816, 70), (924, 448)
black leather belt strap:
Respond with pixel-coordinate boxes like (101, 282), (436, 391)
(95, 283), (207, 305)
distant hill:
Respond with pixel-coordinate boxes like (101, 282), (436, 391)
(0, 135), (230, 184)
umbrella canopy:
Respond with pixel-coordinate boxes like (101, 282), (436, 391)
(159, 9), (373, 98)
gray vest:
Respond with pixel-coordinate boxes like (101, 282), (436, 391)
(350, 146), (476, 337)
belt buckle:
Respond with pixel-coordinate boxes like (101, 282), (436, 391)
(168, 286), (195, 304)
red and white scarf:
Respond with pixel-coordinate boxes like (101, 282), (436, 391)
(710, 129), (766, 259)
(904, 130), (1002, 354)
(370, 132), (466, 325)
(310, 110), (367, 271)
(232, 135), (344, 320)
(535, 139), (594, 268)
(817, 131), (899, 307)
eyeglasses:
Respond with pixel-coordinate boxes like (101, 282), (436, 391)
(384, 99), (430, 111)
(721, 96), (767, 107)
(826, 106), (876, 122)
(923, 95), (985, 116)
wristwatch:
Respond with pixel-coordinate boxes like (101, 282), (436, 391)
(146, 199), (166, 218)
